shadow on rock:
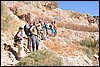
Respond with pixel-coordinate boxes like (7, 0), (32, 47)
(3, 43), (19, 60)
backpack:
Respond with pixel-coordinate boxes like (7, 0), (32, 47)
(24, 24), (26, 32)
(14, 32), (21, 42)
(24, 24), (31, 36)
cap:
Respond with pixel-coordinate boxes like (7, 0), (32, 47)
(30, 22), (33, 25)
(19, 27), (23, 30)
(39, 20), (42, 22)
(39, 20), (42, 21)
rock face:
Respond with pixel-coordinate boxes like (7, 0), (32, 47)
(93, 16), (99, 26)
(1, 49), (19, 66)
(60, 54), (93, 66)
(1, 1), (99, 66)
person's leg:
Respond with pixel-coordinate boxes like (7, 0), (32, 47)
(41, 30), (45, 40)
(46, 27), (49, 35)
(27, 36), (30, 47)
(20, 39), (26, 57)
(45, 28), (48, 40)
(44, 29), (47, 40)
(17, 41), (21, 60)
(31, 35), (36, 52)
(51, 29), (54, 36)
(27, 36), (31, 51)
(36, 38), (39, 51)
(55, 29), (57, 35)
(54, 29), (57, 36)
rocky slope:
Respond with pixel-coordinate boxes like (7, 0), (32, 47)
(93, 16), (99, 26)
(1, 1), (99, 66)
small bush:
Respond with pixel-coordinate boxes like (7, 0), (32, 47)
(82, 47), (93, 60)
(80, 38), (98, 49)
(16, 50), (63, 66)
(80, 38), (99, 60)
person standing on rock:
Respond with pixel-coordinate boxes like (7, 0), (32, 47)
(30, 22), (39, 52)
(14, 27), (26, 60)
(53, 21), (57, 36)
(44, 21), (49, 39)
(49, 22), (56, 36)
(24, 21), (32, 52)
(36, 20), (43, 41)
(38, 20), (46, 40)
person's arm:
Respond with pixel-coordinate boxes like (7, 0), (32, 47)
(30, 26), (34, 34)
(17, 32), (23, 40)
(26, 23), (30, 28)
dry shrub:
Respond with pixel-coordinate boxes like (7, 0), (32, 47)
(16, 50), (63, 66)
(80, 38), (99, 49)
(1, 1), (14, 31)
(80, 38), (99, 59)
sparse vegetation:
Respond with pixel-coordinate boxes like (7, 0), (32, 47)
(80, 38), (98, 48)
(1, 1), (99, 66)
(80, 38), (99, 59)
(1, 1), (14, 31)
(82, 47), (93, 60)
(16, 50), (63, 66)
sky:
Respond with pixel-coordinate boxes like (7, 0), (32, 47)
(57, 1), (99, 16)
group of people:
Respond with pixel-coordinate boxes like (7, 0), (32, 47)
(14, 20), (57, 59)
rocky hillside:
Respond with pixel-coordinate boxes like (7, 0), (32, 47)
(93, 16), (99, 26)
(1, 1), (99, 66)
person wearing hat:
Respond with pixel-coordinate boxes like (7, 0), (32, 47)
(14, 27), (24, 43)
(14, 27), (26, 60)
(17, 27), (24, 40)
(30, 22), (39, 52)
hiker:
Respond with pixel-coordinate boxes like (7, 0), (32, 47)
(53, 21), (57, 36)
(49, 22), (56, 36)
(37, 20), (43, 40)
(37, 20), (46, 40)
(24, 21), (31, 52)
(41, 22), (46, 40)
(30, 22), (39, 52)
(38, 20), (42, 29)
(14, 27), (26, 60)
(44, 21), (49, 37)
(36, 23), (42, 41)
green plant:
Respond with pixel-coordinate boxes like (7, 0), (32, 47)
(82, 47), (93, 60)
(80, 38), (98, 49)
(16, 50), (63, 66)
(80, 38), (99, 60)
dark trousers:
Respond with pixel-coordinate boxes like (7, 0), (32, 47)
(27, 36), (31, 51)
